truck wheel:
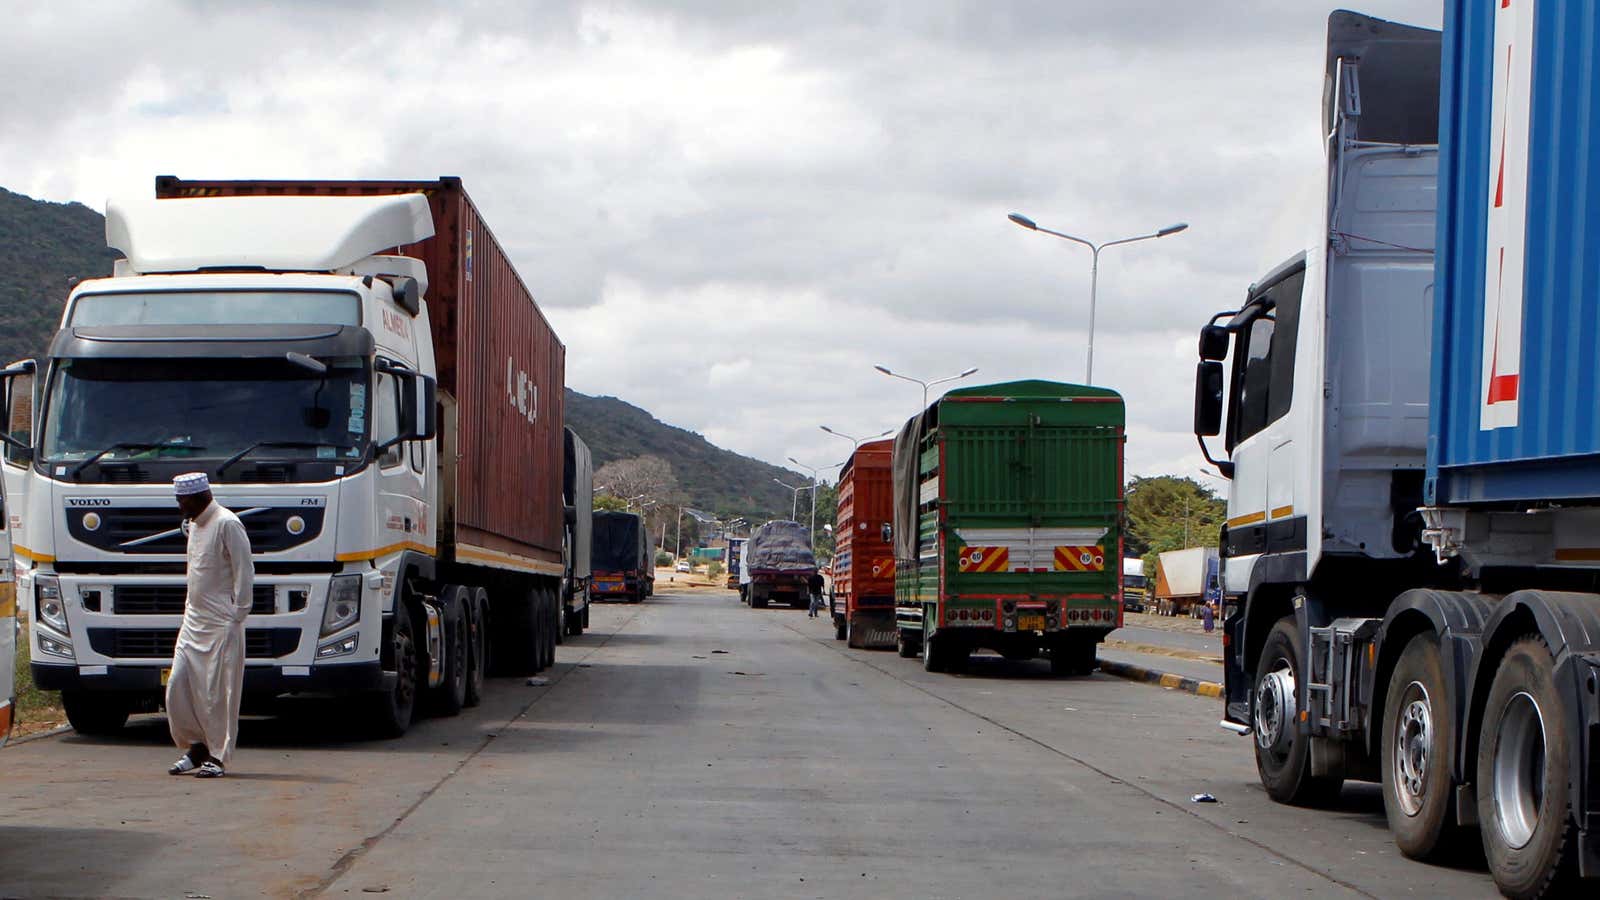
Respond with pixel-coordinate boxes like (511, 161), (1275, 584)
(1050, 637), (1096, 677)
(1253, 617), (1342, 806)
(751, 590), (768, 609)
(555, 597), (566, 646)
(431, 586), (469, 717)
(922, 633), (946, 673)
(366, 599), (418, 737)
(896, 629), (919, 658)
(1381, 633), (1460, 859)
(1476, 636), (1578, 899)
(494, 589), (541, 676)
(62, 691), (129, 736)
(541, 587), (558, 669)
(834, 615), (848, 641)
(464, 587), (488, 708)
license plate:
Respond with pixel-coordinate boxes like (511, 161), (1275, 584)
(1018, 615), (1046, 632)
(598, 582), (621, 592)
(159, 667), (172, 686)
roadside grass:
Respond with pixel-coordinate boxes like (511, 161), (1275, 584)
(13, 614), (65, 736)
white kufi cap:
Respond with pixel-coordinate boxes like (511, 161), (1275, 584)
(173, 472), (211, 496)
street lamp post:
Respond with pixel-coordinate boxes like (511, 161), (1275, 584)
(820, 425), (894, 451)
(788, 458), (821, 538)
(1007, 212), (1188, 385)
(873, 366), (979, 412)
(773, 477), (809, 520)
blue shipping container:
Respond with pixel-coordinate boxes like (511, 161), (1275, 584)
(1430, 0), (1600, 505)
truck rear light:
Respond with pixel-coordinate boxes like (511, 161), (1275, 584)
(981, 609), (993, 621)
(1067, 609), (1080, 622)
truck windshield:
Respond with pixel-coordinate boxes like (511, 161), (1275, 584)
(39, 356), (369, 468)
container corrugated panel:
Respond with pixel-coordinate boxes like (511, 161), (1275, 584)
(835, 439), (894, 601)
(153, 177), (566, 559)
(1430, 2), (1600, 504)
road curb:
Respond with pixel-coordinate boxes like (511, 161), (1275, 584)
(1098, 658), (1223, 698)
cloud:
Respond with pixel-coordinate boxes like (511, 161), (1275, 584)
(2, 0), (1444, 487)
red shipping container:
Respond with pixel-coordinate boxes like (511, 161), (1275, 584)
(153, 177), (566, 569)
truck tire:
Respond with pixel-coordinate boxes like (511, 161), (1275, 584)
(555, 595), (566, 646)
(751, 589), (768, 610)
(494, 589), (542, 677)
(1050, 636), (1097, 677)
(63, 691), (129, 736)
(1253, 617), (1342, 806)
(366, 599), (418, 737)
(1381, 633), (1460, 860)
(464, 586), (488, 708)
(540, 587), (558, 669)
(896, 628), (919, 658)
(834, 615), (847, 641)
(430, 586), (469, 717)
(1476, 636), (1578, 900)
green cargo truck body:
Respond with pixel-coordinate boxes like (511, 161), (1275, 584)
(891, 380), (1125, 675)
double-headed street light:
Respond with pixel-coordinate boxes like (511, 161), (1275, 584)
(773, 477), (810, 520)
(819, 425), (893, 450)
(873, 365), (979, 412)
(1007, 212), (1188, 385)
(787, 456), (842, 543)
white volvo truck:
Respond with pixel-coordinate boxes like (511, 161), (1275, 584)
(3, 177), (571, 737)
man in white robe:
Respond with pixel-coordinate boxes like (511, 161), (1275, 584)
(165, 472), (254, 778)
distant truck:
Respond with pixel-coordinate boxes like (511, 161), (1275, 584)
(742, 520), (819, 609)
(560, 427), (592, 637)
(892, 380), (1125, 676)
(830, 439), (896, 648)
(1150, 547), (1221, 618)
(590, 511), (652, 603)
(724, 537), (745, 590)
(1121, 558), (1148, 613)
(4, 176), (569, 738)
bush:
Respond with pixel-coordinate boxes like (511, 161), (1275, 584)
(706, 561), (723, 579)
(655, 551), (673, 567)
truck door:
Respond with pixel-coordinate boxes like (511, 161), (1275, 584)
(1223, 265), (1306, 589)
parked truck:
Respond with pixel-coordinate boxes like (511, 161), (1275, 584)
(724, 537), (745, 591)
(0, 176), (568, 738)
(1150, 547), (1221, 618)
(590, 511), (651, 603)
(742, 520), (819, 609)
(560, 426), (592, 637)
(830, 438), (896, 648)
(892, 380), (1125, 675)
(0, 476), (15, 746)
(1194, 10), (1600, 896)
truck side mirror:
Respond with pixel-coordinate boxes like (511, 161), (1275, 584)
(880, 523), (892, 543)
(1199, 325), (1230, 362)
(1194, 360), (1225, 437)
(413, 374), (438, 440)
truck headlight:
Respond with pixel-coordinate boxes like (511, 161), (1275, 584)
(35, 575), (68, 635)
(321, 574), (362, 636)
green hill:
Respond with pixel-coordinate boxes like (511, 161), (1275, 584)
(0, 188), (116, 363)
(564, 389), (800, 522)
(0, 186), (796, 522)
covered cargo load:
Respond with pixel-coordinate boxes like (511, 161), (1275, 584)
(1151, 547), (1221, 617)
(561, 427), (593, 635)
(745, 520), (818, 573)
(590, 510), (650, 602)
(153, 177), (566, 571)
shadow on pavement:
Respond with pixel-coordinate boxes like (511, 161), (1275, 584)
(0, 825), (165, 896)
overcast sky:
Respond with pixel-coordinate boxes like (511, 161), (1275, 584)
(3, 0), (1444, 488)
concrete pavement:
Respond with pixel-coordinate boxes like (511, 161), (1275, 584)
(0, 589), (1499, 898)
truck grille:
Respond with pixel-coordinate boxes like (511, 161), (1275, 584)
(66, 505), (325, 554)
(112, 585), (277, 615)
(86, 628), (300, 659)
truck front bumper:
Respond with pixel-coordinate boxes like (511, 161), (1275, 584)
(33, 661), (390, 695)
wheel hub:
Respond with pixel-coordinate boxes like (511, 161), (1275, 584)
(1255, 668), (1297, 754)
(1492, 691), (1547, 850)
(1393, 685), (1432, 816)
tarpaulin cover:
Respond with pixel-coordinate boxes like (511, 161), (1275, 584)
(591, 511), (645, 571)
(563, 427), (593, 579)
(891, 410), (929, 562)
(746, 520), (818, 573)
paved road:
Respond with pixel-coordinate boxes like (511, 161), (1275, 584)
(0, 589), (1498, 899)
(1110, 621), (1222, 656)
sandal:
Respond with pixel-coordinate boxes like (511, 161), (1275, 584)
(194, 761), (225, 778)
(168, 755), (199, 775)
